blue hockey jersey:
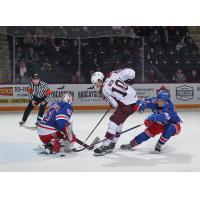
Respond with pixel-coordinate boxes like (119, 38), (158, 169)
(38, 101), (73, 135)
(138, 97), (181, 125)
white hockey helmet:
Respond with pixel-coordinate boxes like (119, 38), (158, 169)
(91, 72), (104, 85)
(62, 92), (74, 104)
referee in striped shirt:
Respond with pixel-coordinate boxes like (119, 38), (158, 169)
(19, 73), (53, 126)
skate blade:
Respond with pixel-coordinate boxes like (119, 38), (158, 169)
(106, 149), (113, 153)
(93, 152), (107, 156)
(150, 150), (161, 154)
(120, 147), (135, 151)
(93, 149), (114, 156)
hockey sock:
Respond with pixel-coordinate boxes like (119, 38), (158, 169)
(157, 124), (176, 145)
(130, 132), (151, 147)
(103, 132), (114, 146)
(111, 132), (121, 144)
(103, 120), (119, 146)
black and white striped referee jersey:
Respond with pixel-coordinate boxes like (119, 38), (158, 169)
(27, 81), (53, 103)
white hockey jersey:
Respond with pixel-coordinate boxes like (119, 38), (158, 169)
(102, 68), (138, 108)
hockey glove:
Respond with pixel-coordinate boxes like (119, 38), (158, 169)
(133, 100), (146, 112)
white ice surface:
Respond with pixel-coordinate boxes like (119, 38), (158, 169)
(0, 109), (199, 172)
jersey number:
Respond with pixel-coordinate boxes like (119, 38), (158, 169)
(43, 109), (54, 122)
(111, 80), (128, 97)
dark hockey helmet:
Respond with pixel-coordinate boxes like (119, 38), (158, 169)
(32, 73), (40, 80)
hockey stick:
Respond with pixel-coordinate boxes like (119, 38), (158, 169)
(72, 124), (143, 152)
(74, 108), (110, 151)
(83, 108), (111, 143)
(60, 130), (100, 150)
(75, 137), (100, 150)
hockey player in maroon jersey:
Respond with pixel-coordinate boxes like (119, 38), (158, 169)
(91, 68), (138, 156)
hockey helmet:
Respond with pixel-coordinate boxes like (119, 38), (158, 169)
(91, 72), (104, 85)
(32, 73), (40, 80)
(62, 92), (74, 104)
(157, 91), (170, 101)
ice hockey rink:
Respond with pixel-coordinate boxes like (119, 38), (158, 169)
(0, 109), (199, 172)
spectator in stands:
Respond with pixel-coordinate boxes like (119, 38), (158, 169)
(8, 26), (198, 85)
(171, 30), (182, 45)
(41, 58), (53, 72)
(148, 68), (159, 83)
(26, 47), (39, 63)
(82, 26), (90, 36)
(184, 34), (199, 56)
(176, 37), (186, 54)
(17, 61), (30, 83)
(72, 70), (85, 84)
(60, 39), (66, 51)
(150, 29), (161, 45)
(49, 33), (56, 48)
(23, 31), (34, 46)
(172, 68), (187, 83)
(184, 32), (193, 44)
(16, 46), (24, 60)
(188, 69), (200, 82)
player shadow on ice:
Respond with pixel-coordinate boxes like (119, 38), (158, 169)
(0, 142), (49, 165)
(102, 146), (193, 170)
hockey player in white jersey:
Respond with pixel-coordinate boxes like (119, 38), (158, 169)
(91, 68), (138, 156)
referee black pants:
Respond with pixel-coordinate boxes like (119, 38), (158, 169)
(22, 97), (47, 122)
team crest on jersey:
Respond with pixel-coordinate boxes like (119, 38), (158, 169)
(67, 109), (72, 115)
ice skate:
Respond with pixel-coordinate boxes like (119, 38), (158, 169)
(106, 142), (116, 153)
(94, 145), (109, 156)
(154, 143), (162, 154)
(120, 143), (133, 150)
(19, 120), (25, 126)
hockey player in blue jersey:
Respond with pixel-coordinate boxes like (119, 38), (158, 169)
(37, 92), (76, 154)
(121, 86), (182, 153)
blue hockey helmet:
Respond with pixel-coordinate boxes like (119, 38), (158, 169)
(157, 91), (170, 101)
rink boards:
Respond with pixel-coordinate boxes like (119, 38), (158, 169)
(0, 83), (200, 110)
